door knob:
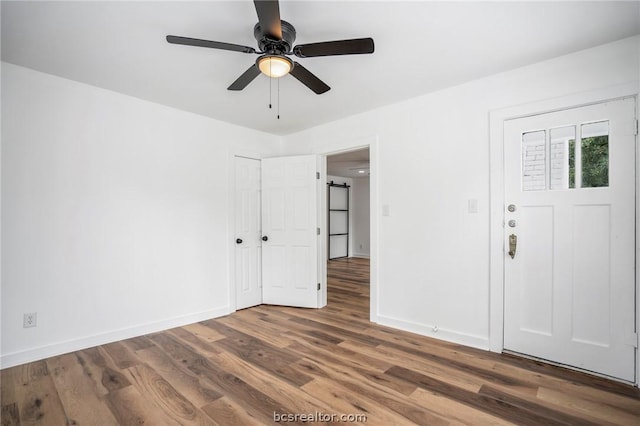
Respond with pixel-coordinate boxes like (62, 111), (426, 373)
(262, 236), (268, 241)
(236, 238), (243, 244)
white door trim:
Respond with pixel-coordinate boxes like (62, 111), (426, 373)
(488, 83), (639, 385)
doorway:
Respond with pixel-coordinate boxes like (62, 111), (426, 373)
(232, 139), (378, 321)
(500, 97), (636, 382)
(326, 148), (371, 311)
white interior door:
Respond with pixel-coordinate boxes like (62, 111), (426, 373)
(504, 97), (636, 382)
(234, 156), (263, 310)
(261, 155), (320, 308)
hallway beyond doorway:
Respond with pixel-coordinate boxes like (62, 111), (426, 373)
(327, 257), (370, 315)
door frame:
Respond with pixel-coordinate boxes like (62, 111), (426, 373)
(312, 135), (379, 322)
(228, 137), (378, 320)
(488, 83), (639, 384)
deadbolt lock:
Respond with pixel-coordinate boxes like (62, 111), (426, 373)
(507, 204), (516, 212)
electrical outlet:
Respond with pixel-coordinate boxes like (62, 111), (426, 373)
(23, 313), (37, 328)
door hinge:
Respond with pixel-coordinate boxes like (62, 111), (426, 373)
(635, 119), (638, 136)
(626, 332), (638, 348)
(317, 283), (321, 290)
(316, 172), (320, 180)
(317, 227), (321, 235)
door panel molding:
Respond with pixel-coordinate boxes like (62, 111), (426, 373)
(488, 83), (638, 384)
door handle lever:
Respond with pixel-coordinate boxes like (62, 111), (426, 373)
(508, 234), (517, 259)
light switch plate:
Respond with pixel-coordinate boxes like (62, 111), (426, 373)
(468, 199), (478, 214)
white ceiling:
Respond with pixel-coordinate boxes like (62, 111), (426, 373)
(328, 147), (370, 178)
(2, 1), (639, 136)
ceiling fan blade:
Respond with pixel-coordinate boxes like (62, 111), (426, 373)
(289, 62), (330, 94)
(228, 64), (261, 91)
(166, 35), (256, 54)
(293, 37), (374, 58)
(254, 0), (282, 40)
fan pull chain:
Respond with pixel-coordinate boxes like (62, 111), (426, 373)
(265, 61), (281, 120)
(268, 63), (272, 109)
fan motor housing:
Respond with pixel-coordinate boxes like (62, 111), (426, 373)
(254, 20), (296, 54)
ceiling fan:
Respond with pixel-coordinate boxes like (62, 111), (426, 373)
(166, 0), (374, 95)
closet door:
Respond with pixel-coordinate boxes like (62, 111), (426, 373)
(261, 155), (321, 308)
(234, 156), (262, 310)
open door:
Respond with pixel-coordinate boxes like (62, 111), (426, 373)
(261, 155), (322, 308)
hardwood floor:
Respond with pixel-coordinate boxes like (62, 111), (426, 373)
(2, 257), (640, 425)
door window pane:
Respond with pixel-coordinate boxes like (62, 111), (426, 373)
(520, 121), (609, 191)
(549, 126), (576, 190)
(580, 121), (609, 188)
(522, 130), (546, 191)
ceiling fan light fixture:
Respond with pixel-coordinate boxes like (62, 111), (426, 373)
(257, 55), (293, 78)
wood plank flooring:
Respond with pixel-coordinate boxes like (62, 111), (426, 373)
(2, 257), (640, 425)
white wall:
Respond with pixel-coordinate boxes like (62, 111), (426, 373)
(1, 63), (281, 367)
(351, 177), (370, 258)
(2, 35), (638, 368)
(284, 36), (640, 349)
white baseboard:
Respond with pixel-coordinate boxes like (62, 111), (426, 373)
(351, 253), (370, 258)
(0, 306), (230, 369)
(376, 314), (489, 350)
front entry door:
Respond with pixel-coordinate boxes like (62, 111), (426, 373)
(503, 97), (636, 382)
